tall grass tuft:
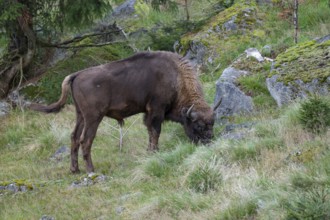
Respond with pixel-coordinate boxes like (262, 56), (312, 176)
(215, 200), (258, 220)
(144, 143), (196, 177)
(284, 187), (330, 220)
(186, 156), (222, 193)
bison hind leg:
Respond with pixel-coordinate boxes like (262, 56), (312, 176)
(79, 114), (104, 173)
(70, 111), (84, 173)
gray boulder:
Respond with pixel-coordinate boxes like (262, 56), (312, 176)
(0, 100), (11, 117)
(112, 0), (136, 17)
(214, 67), (254, 122)
(267, 75), (330, 107)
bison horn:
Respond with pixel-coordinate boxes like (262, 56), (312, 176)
(186, 104), (195, 117)
(213, 98), (222, 111)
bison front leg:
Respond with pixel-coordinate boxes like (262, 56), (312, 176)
(144, 111), (164, 151)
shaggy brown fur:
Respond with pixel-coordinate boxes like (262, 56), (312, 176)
(30, 51), (215, 173)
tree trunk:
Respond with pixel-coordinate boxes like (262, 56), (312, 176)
(0, 7), (36, 98)
(293, 0), (299, 44)
(184, 0), (190, 21)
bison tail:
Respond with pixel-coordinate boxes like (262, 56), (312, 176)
(29, 74), (75, 113)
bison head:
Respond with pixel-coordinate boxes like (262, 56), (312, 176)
(181, 104), (215, 144)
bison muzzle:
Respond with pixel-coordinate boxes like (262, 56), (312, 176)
(30, 51), (216, 173)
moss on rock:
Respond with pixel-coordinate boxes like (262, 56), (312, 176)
(272, 39), (330, 84)
(179, 1), (260, 78)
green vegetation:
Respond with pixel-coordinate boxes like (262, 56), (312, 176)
(1, 0), (330, 219)
(298, 95), (330, 134)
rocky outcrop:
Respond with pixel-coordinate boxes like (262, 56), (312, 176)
(214, 67), (254, 122)
(266, 37), (330, 106)
(183, 41), (207, 68)
(180, 2), (259, 70)
(267, 75), (330, 107)
(214, 47), (277, 121)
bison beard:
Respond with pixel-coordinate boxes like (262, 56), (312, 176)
(29, 51), (215, 173)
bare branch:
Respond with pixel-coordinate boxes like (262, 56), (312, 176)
(39, 40), (128, 49)
(52, 29), (125, 46)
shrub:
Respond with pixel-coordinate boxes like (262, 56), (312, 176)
(298, 96), (330, 134)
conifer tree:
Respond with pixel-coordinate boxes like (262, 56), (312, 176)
(0, 0), (112, 98)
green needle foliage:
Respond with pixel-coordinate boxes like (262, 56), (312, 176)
(298, 95), (330, 134)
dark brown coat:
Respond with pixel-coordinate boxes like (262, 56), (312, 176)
(30, 51), (215, 173)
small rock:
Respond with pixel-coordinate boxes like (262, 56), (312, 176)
(7, 183), (19, 193)
(50, 146), (70, 161)
(20, 185), (28, 192)
(245, 48), (264, 62)
(40, 215), (55, 220)
(70, 181), (82, 188)
(70, 173), (107, 188)
(115, 206), (125, 214)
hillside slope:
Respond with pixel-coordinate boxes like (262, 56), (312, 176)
(1, 0), (330, 219)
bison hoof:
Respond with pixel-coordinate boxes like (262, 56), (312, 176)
(147, 147), (159, 152)
(70, 168), (80, 174)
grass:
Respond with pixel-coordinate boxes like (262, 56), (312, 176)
(1, 97), (329, 219)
